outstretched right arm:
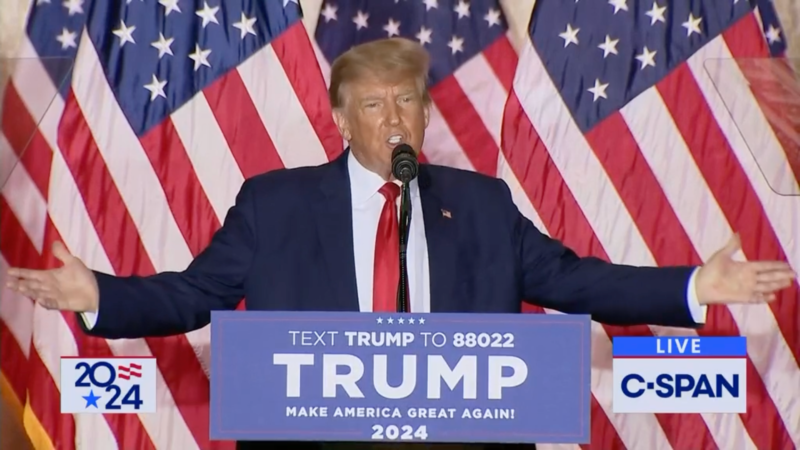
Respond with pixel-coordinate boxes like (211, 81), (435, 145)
(8, 179), (259, 340)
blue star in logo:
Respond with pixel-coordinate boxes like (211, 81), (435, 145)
(83, 390), (101, 408)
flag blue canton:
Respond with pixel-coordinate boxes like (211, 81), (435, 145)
(86, 0), (302, 136)
(315, 0), (507, 86)
(26, 0), (303, 137)
(529, 0), (760, 133)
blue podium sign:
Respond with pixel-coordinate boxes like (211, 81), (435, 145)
(209, 311), (591, 444)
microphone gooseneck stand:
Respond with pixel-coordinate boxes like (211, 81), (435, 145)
(396, 181), (412, 313)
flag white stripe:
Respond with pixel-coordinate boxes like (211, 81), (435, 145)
(237, 44), (329, 169)
(454, 54), (506, 147)
(0, 135), (46, 253)
(172, 93), (246, 226)
(0, 256), (33, 358)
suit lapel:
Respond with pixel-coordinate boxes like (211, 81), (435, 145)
(418, 166), (460, 312)
(311, 152), (360, 311)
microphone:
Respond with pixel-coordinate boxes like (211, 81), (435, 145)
(391, 144), (417, 313)
(391, 144), (419, 183)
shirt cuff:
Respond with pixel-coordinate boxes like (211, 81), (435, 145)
(686, 267), (707, 324)
(80, 310), (98, 330)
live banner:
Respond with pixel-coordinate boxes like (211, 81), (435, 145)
(209, 311), (591, 445)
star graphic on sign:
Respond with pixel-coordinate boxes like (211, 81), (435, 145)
(56, 27), (77, 50)
(196, 1), (220, 28)
(423, 0), (437, 11)
(418, 318), (425, 324)
(233, 12), (257, 39)
(387, 317), (394, 324)
(112, 20), (136, 47)
(416, 26), (432, 46)
(398, 317), (405, 324)
(376, 317), (383, 324)
(408, 318), (415, 324)
(597, 35), (618, 58)
(587, 79), (608, 102)
(83, 389), (101, 408)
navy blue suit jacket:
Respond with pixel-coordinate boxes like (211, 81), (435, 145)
(82, 150), (699, 339)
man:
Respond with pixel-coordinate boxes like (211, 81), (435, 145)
(6, 37), (796, 449)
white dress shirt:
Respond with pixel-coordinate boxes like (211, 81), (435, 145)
(82, 153), (707, 327)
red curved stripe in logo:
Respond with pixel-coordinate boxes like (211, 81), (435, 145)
(117, 363), (142, 380)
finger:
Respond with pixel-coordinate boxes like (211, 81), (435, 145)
(720, 233), (742, 257)
(749, 261), (795, 274)
(754, 278), (794, 294)
(6, 267), (48, 282)
(51, 241), (74, 265)
(756, 269), (798, 284)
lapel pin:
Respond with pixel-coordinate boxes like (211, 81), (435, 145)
(441, 209), (452, 219)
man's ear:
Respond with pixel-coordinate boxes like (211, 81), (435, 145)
(332, 108), (351, 141)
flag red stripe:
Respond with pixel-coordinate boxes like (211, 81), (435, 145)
(500, 92), (625, 450)
(657, 55), (796, 450)
(1, 83), (53, 198)
(481, 36), (518, 92)
(0, 321), (27, 402)
(203, 70), (285, 178)
(56, 91), (218, 449)
(139, 119), (221, 255)
(28, 346), (76, 450)
(430, 77), (499, 176)
(272, 24), (343, 161)
(584, 114), (719, 450)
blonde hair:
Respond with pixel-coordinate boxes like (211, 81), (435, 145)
(328, 37), (431, 109)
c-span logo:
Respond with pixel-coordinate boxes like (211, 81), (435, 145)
(60, 357), (156, 413)
(612, 337), (746, 413)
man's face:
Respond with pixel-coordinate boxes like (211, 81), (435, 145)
(333, 74), (429, 180)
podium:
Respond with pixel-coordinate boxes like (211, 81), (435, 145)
(209, 311), (591, 445)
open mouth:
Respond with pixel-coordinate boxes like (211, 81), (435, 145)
(386, 134), (405, 146)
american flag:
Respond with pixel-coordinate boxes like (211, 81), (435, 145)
(0, 0), (797, 450)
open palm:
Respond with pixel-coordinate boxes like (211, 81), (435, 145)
(6, 241), (99, 312)
(695, 234), (795, 305)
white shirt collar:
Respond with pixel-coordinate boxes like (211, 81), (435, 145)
(348, 150), (419, 206)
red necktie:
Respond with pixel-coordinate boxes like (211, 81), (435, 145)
(373, 182), (401, 312)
